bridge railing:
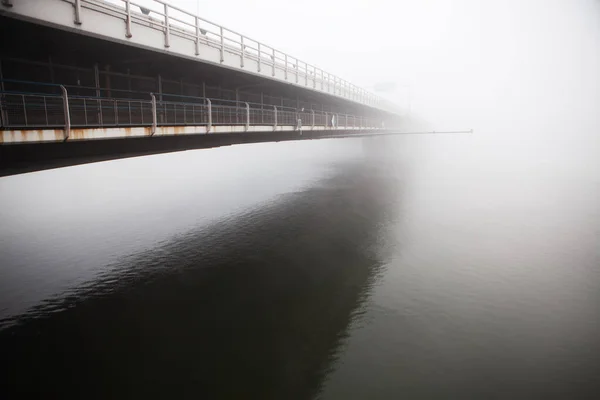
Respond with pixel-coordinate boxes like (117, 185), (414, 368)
(70, 0), (391, 111)
(0, 86), (382, 133)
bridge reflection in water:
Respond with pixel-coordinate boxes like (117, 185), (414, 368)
(0, 158), (401, 399)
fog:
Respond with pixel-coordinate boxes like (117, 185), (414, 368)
(153, 0), (599, 174)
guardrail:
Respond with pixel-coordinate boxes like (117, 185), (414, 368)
(59, 0), (392, 111)
(0, 86), (381, 136)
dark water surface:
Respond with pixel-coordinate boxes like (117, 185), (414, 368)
(1, 136), (599, 399)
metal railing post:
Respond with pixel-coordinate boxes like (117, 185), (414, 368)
(284, 54), (288, 80)
(21, 95), (27, 126)
(74, 0), (82, 25)
(311, 110), (315, 130)
(84, 98), (88, 125)
(272, 48), (276, 76)
(125, 0), (132, 38)
(305, 64), (308, 86)
(163, 3), (170, 48)
(313, 66), (317, 88)
(321, 70), (324, 90)
(150, 93), (157, 135)
(273, 106), (277, 130)
(240, 36), (245, 68)
(43, 97), (48, 126)
(257, 43), (261, 72)
(245, 102), (249, 131)
(114, 100), (118, 125)
(219, 27), (224, 63)
(61, 85), (70, 140)
(195, 17), (200, 55)
(206, 98), (212, 132)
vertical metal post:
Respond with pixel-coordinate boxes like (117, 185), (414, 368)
(219, 27), (224, 63)
(257, 43), (261, 73)
(140, 101), (144, 124)
(260, 92), (264, 124)
(21, 95), (27, 126)
(206, 98), (212, 132)
(125, 0), (132, 37)
(192, 104), (196, 125)
(313, 66), (316, 88)
(43, 97), (48, 126)
(272, 48), (276, 76)
(74, 0), (82, 25)
(93, 63), (102, 125)
(244, 102), (250, 131)
(61, 85), (70, 140)
(0, 59), (6, 127)
(345, 114), (348, 129)
(320, 70), (324, 90)
(324, 112), (328, 128)
(195, 17), (200, 55)
(284, 54), (288, 80)
(305, 64), (308, 86)
(83, 98), (88, 125)
(114, 100), (118, 125)
(273, 106), (277, 130)
(150, 93), (157, 135)
(240, 36), (245, 68)
(235, 89), (240, 123)
(311, 110), (315, 130)
(163, 4), (170, 48)
(295, 59), (298, 83)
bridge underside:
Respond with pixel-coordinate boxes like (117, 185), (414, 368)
(0, 16), (398, 175)
(0, 128), (385, 176)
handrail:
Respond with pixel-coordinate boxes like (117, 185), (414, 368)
(79, 0), (388, 109)
(0, 87), (382, 131)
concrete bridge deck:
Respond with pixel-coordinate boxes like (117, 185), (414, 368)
(0, 0), (400, 175)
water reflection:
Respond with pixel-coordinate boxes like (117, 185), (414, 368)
(0, 158), (400, 399)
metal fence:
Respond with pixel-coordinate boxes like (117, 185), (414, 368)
(75, 0), (389, 109)
(0, 85), (381, 132)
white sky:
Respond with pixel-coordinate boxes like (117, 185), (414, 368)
(134, 0), (600, 126)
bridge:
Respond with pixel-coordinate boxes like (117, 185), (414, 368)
(0, 0), (401, 175)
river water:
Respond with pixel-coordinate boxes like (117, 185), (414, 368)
(1, 132), (599, 398)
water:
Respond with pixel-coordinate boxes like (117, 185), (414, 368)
(1, 134), (599, 398)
